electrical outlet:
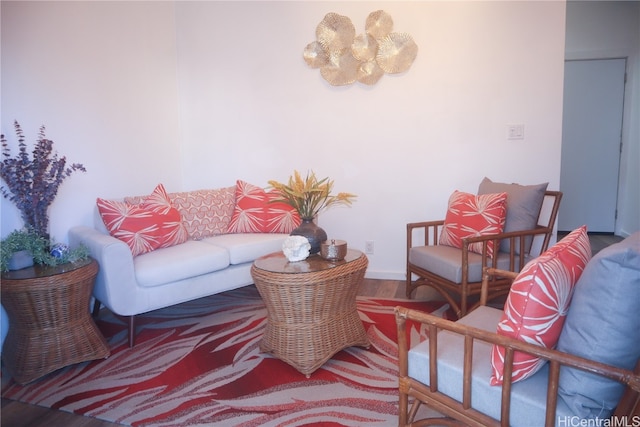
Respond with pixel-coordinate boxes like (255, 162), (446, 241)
(365, 241), (375, 254)
(507, 124), (525, 140)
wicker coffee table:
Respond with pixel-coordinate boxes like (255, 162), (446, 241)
(251, 249), (369, 377)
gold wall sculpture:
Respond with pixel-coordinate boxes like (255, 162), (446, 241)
(303, 11), (418, 86)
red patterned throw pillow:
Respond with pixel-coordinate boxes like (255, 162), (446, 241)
(227, 180), (300, 233)
(490, 225), (591, 385)
(439, 191), (508, 258)
(97, 184), (188, 256)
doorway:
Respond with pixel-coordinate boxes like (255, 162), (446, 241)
(558, 58), (626, 233)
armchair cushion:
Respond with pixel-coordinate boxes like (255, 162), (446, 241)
(439, 191), (508, 258)
(478, 177), (548, 254)
(491, 226), (591, 385)
(409, 245), (530, 284)
(408, 306), (575, 425)
(557, 232), (640, 418)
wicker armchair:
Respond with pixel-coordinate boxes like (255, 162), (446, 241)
(395, 247), (640, 427)
(406, 189), (562, 318)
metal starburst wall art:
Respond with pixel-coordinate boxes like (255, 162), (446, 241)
(303, 10), (418, 86)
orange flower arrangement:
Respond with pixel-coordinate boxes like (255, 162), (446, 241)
(268, 170), (356, 219)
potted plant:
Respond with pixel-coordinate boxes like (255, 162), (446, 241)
(1, 121), (88, 271)
(1, 228), (89, 272)
(268, 170), (356, 253)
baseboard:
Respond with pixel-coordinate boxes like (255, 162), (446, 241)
(364, 270), (406, 281)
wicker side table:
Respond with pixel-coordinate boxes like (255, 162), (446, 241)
(1, 258), (110, 384)
(251, 249), (369, 377)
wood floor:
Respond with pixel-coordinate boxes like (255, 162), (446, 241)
(0, 233), (623, 427)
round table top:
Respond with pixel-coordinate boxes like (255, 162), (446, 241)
(1, 257), (95, 281)
(253, 249), (364, 274)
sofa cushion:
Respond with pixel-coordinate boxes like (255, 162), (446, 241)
(134, 240), (230, 287)
(408, 306), (575, 426)
(97, 184), (188, 256)
(439, 191), (508, 258)
(202, 233), (288, 265)
(477, 177), (548, 254)
(408, 245), (530, 284)
(491, 226), (591, 385)
(227, 180), (300, 233)
(557, 232), (640, 419)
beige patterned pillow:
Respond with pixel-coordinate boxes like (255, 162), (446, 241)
(168, 187), (236, 239)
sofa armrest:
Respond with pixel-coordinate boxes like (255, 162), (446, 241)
(69, 226), (139, 316)
(394, 306), (640, 427)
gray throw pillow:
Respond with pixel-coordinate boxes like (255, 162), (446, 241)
(477, 177), (548, 254)
(556, 232), (640, 419)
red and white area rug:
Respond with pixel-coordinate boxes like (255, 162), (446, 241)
(1, 286), (449, 426)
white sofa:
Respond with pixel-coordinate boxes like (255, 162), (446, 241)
(69, 182), (295, 347)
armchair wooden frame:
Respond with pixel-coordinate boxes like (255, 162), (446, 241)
(406, 191), (562, 318)
(395, 267), (640, 427)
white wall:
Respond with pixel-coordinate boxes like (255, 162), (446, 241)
(175, 0), (568, 279)
(1, 1), (567, 280)
(0, 1), (183, 241)
(565, 0), (640, 238)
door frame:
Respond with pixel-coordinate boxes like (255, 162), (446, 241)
(560, 55), (629, 234)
